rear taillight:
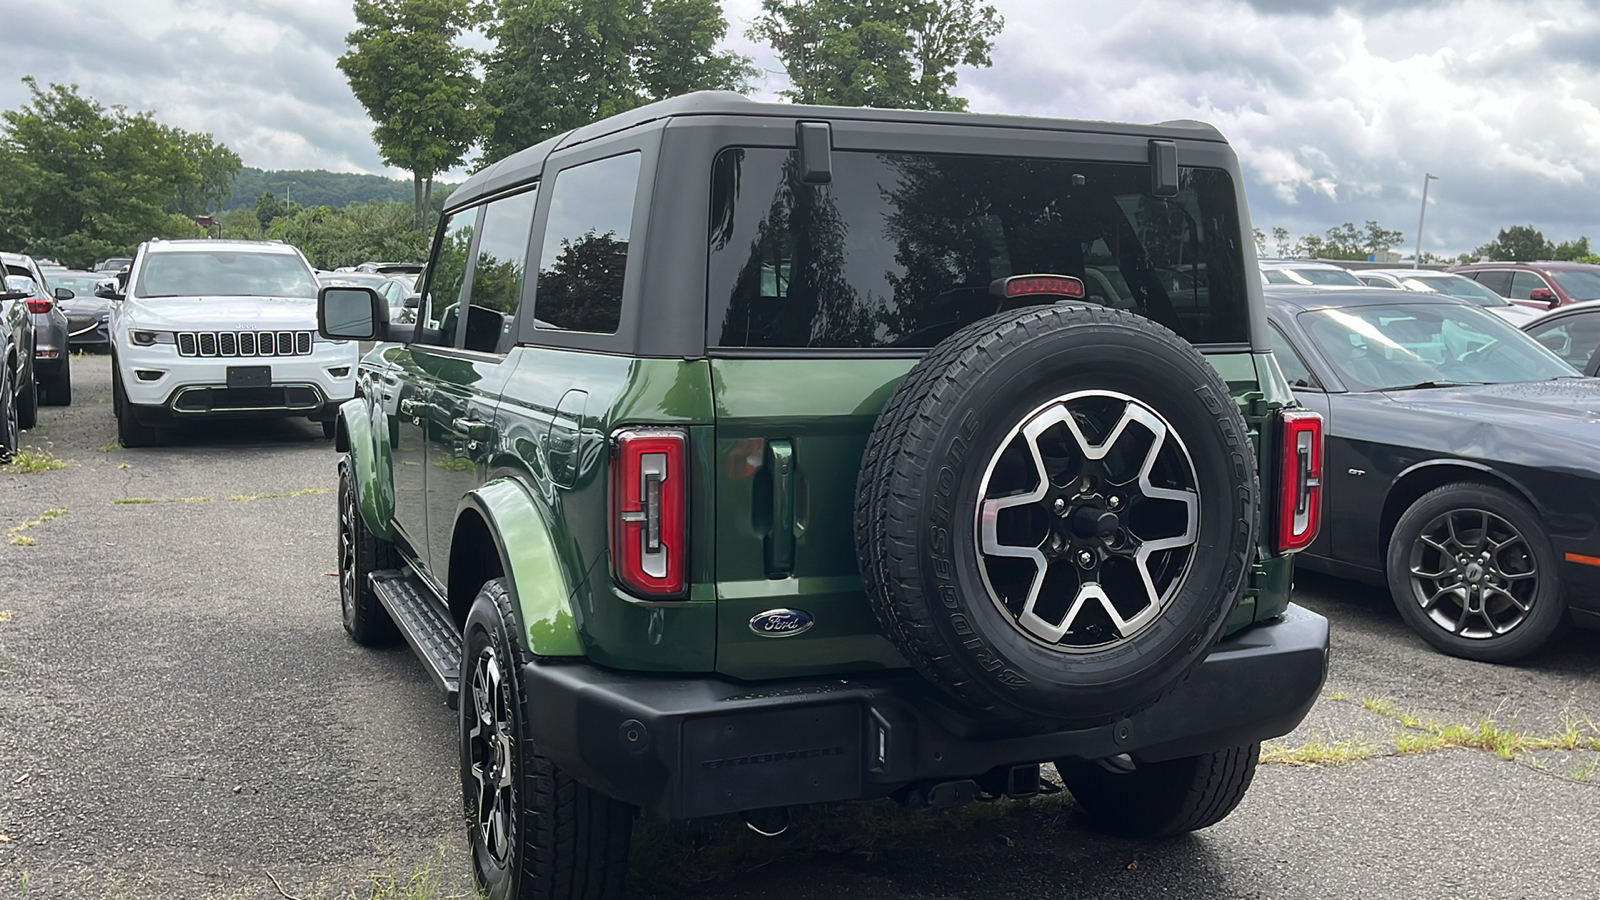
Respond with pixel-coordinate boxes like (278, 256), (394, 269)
(1276, 408), (1323, 553)
(611, 428), (687, 598)
(25, 297), (52, 314)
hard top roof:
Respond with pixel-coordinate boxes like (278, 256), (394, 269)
(1265, 285), (1471, 312)
(142, 239), (301, 254)
(447, 91), (1229, 212)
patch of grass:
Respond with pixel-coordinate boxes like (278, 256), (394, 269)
(1360, 696), (1424, 728)
(112, 497), (155, 505)
(1324, 690), (1349, 702)
(96, 439), (123, 452)
(1568, 758), (1600, 782)
(171, 496), (211, 503)
(1261, 736), (1378, 767)
(0, 448), (65, 474)
(5, 507), (66, 546)
(432, 457), (476, 473)
(1330, 695), (1600, 773)
(1394, 731), (1451, 755)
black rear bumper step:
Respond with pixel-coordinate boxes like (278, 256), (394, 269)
(522, 604), (1329, 820)
(369, 570), (461, 709)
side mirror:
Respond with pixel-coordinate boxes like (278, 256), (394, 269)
(318, 286), (390, 342)
(403, 293), (420, 309)
(54, 287), (75, 301)
(1529, 287), (1557, 308)
(93, 281), (121, 300)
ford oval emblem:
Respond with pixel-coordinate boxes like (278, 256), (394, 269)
(749, 608), (814, 638)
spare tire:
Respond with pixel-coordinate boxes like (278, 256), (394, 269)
(855, 305), (1258, 724)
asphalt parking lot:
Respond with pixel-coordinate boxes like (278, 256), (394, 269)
(3, 358), (1600, 899)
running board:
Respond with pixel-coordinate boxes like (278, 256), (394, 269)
(369, 569), (462, 710)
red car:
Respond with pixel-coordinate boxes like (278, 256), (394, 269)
(1449, 261), (1600, 310)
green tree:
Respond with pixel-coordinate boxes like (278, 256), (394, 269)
(338, 0), (480, 230)
(0, 78), (208, 268)
(266, 200), (430, 269)
(1363, 219), (1404, 256)
(480, 0), (755, 163)
(1252, 227), (1266, 258)
(1271, 226), (1290, 258)
(1474, 225), (1553, 261)
(170, 130), (243, 215)
(1551, 236), (1597, 262)
(255, 191), (297, 231)
(750, 0), (1003, 110)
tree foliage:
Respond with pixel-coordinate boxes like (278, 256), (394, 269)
(0, 78), (237, 268)
(224, 167), (454, 212)
(750, 0), (1003, 110)
(262, 200), (431, 270)
(480, 0), (757, 163)
(338, 0), (481, 230)
(1471, 226), (1600, 262)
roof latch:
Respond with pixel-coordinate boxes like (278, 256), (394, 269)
(797, 121), (833, 185)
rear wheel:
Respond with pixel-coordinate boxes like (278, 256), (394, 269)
(41, 355), (71, 406)
(1386, 482), (1565, 663)
(0, 362), (18, 462)
(461, 579), (633, 900)
(1057, 743), (1260, 837)
(337, 458), (399, 645)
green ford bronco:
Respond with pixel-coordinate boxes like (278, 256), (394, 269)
(318, 92), (1329, 899)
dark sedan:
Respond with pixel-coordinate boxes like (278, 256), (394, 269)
(1523, 300), (1600, 376)
(1264, 286), (1600, 662)
(45, 269), (112, 349)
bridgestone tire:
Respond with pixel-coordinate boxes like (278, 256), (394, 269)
(856, 305), (1258, 723)
(337, 458), (400, 645)
(1386, 481), (1566, 663)
(42, 356), (71, 406)
(461, 580), (633, 900)
(1057, 742), (1260, 837)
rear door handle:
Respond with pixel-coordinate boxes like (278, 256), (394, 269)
(765, 439), (795, 577)
(453, 418), (495, 443)
(399, 398), (432, 417)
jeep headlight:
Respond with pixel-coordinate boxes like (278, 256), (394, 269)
(130, 330), (175, 346)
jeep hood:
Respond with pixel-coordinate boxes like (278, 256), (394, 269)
(124, 296), (317, 330)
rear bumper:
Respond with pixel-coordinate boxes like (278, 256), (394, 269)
(523, 603), (1329, 819)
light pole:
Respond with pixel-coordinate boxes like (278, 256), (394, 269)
(1414, 173), (1438, 269)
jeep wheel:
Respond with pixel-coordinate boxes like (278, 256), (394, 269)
(1386, 482), (1565, 663)
(112, 368), (161, 448)
(1056, 743), (1260, 837)
(0, 362), (18, 462)
(461, 579), (633, 900)
(337, 458), (399, 645)
(856, 306), (1258, 723)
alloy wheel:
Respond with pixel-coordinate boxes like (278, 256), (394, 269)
(338, 473), (358, 628)
(1407, 507), (1538, 639)
(976, 390), (1200, 650)
(467, 644), (517, 867)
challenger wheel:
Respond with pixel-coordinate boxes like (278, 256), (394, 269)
(1387, 481), (1565, 663)
(856, 306), (1258, 723)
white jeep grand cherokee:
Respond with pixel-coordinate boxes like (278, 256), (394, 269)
(108, 239), (358, 446)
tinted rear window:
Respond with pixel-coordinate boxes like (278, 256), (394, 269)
(707, 149), (1250, 349)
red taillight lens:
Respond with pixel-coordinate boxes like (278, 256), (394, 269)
(611, 428), (687, 598)
(997, 275), (1086, 299)
(1276, 408), (1323, 553)
(25, 297), (52, 314)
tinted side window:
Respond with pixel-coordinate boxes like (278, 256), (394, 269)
(1528, 313), (1600, 368)
(707, 149), (1250, 349)
(1508, 271), (1549, 300)
(420, 210), (478, 348)
(1473, 270), (1512, 296)
(464, 186), (539, 353)
(1268, 323), (1319, 389)
(533, 153), (641, 334)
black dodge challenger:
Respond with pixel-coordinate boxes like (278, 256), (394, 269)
(1264, 285), (1600, 662)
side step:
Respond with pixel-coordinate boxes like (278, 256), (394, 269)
(369, 569), (462, 710)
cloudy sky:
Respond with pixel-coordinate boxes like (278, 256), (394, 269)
(5, 0), (1599, 256)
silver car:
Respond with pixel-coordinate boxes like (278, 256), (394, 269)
(0, 252), (71, 406)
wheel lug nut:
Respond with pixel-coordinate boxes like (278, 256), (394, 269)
(1108, 495), (1121, 509)
(1053, 498), (1066, 514)
(1078, 550), (1094, 568)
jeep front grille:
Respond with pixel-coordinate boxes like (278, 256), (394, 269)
(175, 330), (314, 358)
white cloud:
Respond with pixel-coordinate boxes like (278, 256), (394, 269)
(7, 0), (1600, 254)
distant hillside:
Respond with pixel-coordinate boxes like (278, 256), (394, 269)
(223, 168), (456, 211)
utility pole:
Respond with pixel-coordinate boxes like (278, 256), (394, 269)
(1414, 173), (1438, 268)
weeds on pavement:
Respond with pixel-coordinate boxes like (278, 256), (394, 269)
(0, 448), (65, 474)
(4, 507), (66, 545)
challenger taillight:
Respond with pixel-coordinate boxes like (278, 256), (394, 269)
(611, 428), (687, 598)
(25, 297), (52, 314)
(1276, 408), (1324, 553)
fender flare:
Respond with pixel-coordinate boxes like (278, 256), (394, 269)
(1389, 458), (1541, 511)
(460, 478), (585, 658)
(338, 398), (395, 541)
